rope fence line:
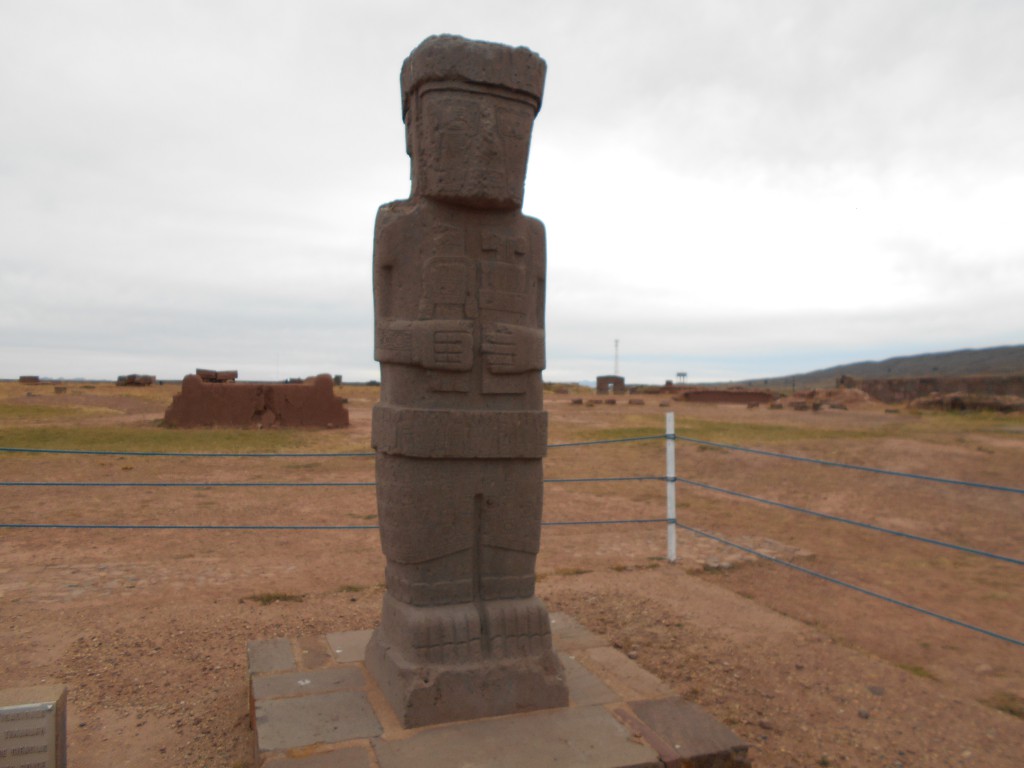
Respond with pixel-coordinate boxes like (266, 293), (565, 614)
(547, 434), (665, 448)
(1, 476), (663, 488)
(0, 436), (667, 457)
(1, 481), (377, 488)
(0, 518), (668, 531)
(675, 435), (1024, 495)
(0, 522), (381, 531)
(0, 446), (375, 457)
(675, 476), (1024, 567)
(3, 416), (1022, 649)
(672, 519), (1024, 649)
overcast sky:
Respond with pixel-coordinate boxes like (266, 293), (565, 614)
(2, 1), (1022, 384)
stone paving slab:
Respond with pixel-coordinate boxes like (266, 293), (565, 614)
(248, 638), (297, 675)
(618, 697), (751, 768)
(560, 653), (620, 706)
(576, 645), (675, 701)
(549, 611), (606, 651)
(248, 616), (749, 767)
(325, 629), (374, 663)
(252, 667), (366, 701)
(254, 690), (381, 753)
(263, 745), (373, 768)
(372, 705), (661, 768)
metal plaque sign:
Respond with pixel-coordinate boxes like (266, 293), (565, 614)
(0, 702), (57, 768)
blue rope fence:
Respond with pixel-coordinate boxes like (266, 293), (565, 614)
(2, 429), (1021, 648)
(0, 446), (375, 457)
(673, 519), (1024, 649)
(673, 435), (1024, 495)
(674, 476), (1024, 567)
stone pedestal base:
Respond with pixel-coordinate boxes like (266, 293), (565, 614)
(247, 613), (751, 767)
(365, 594), (568, 727)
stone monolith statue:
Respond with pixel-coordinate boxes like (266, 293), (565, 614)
(365, 34), (568, 727)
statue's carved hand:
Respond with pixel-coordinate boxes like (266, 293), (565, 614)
(482, 324), (544, 374)
(417, 320), (474, 371)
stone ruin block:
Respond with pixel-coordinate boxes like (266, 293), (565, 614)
(18, 375), (41, 385)
(163, 373), (348, 428)
(116, 374), (156, 386)
(678, 388), (775, 406)
(196, 368), (238, 383)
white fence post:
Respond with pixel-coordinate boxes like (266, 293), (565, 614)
(666, 411), (677, 563)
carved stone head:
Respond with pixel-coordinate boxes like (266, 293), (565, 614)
(401, 35), (546, 209)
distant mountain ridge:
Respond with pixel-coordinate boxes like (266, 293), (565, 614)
(735, 345), (1024, 391)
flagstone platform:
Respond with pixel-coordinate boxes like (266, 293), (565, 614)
(247, 613), (750, 767)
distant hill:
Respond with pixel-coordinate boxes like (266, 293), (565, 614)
(734, 345), (1024, 391)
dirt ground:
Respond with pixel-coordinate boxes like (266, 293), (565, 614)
(1, 381), (1022, 767)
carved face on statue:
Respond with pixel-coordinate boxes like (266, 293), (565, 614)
(407, 86), (536, 209)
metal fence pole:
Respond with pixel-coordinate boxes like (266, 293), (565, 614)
(666, 411), (677, 562)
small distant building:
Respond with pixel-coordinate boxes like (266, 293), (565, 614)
(163, 372), (349, 428)
(595, 375), (626, 395)
(18, 375), (41, 385)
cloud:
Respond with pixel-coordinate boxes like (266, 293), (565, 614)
(2, 1), (1023, 383)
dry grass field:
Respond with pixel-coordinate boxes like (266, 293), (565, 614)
(1, 380), (1022, 767)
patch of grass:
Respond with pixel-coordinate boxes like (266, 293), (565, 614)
(0, 402), (122, 421)
(554, 567), (592, 577)
(982, 691), (1024, 719)
(0, 424), (311, 454)
(897, 663), (938, 680)
(244, 592), (305, 606)
(338, 585), (366, 593)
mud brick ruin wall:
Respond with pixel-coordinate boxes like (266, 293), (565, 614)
(678, 388), (775, 405)
(595, 375), (626, 394)
(163, 373), (348, 428)
(838, 374), (1024, 404)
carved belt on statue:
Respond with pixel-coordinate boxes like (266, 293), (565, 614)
(372, 405), (547, 459)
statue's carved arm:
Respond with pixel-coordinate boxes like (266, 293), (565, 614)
(481, 323), (545, 374)
(376, 318), (475, 371)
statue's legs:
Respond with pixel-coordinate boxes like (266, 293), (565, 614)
(366, 453), (567, 726)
